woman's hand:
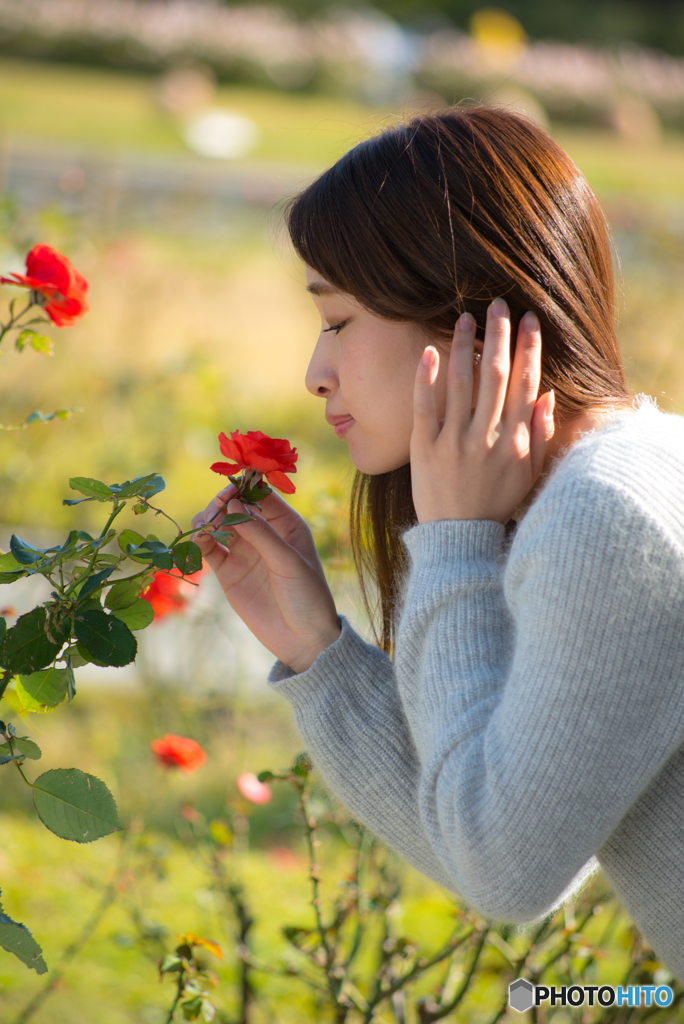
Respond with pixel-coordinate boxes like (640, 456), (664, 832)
(411, 299), (556, 525)
(192, 486), (341, 674)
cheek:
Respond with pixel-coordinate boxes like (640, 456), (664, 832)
(341, 343), (416, 420)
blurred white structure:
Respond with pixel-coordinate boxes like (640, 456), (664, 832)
(183, 109), (261, 159)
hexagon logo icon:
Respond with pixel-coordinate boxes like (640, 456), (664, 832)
(509, 978), (535, 1013)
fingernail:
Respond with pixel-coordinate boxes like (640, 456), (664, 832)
(522, 311), (539, 331)
(547, 390), (556, 417)
(421, 346), (437, 366)
(490, 297), (508, 318)
(457, 312), (476, 332)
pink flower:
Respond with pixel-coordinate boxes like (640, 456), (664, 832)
(236, 771), (272, 805)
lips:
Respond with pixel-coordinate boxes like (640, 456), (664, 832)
(326, 414), (355, 438)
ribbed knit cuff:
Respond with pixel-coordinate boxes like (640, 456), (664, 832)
(268, 616), (379, 711)
(402, 519), (506, 568)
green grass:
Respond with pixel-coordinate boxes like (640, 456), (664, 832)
(0, 688), (663, 1024)
(557, 127), (684, 203)
(0, 56), (390, 167)
(3, 55), (684, 202)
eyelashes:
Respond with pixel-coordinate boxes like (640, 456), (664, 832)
(322, 321), (347, 335)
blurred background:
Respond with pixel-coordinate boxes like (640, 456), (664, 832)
(1, 1), (684, 1021)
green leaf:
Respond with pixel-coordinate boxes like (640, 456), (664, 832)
(15, 329), (53, 355)
(76, 566), (116, 601)
(69, 477), (113, 501)
(75, 644), (102, 668)
(0, 552), (26, 573)
(29, 334), (53, 355)
(25, 407), (72, 423)
(0, 608), (68, 675)
(105, 579), (143, 610)
(0, 752), (22, 764)
(9, 536), (44, 565)
(66, 659), (76, 702)
(15, 331), (52, 360)
(131, 540), (169, 555)
(126, 540), (173, 572)
(172, 541), (203, 576)
(32, 768), (121, 843)
(0, 571), (27, 584)
(74, 611), (137, 667)
(0, 618), (5, 643)
(110, 599), (154, 632)
(159, 953), (183, 973)
(0, 892), (47, 973)
(112, 474), (165, 500)
(219, 513), (253, 527)
(293, 752), (313, 777)
(118, 529), (145, 558)
(0, 737), (41, 760)
(181, 996), (203, 1021)
(15, 667), (69, 710)
(241, 479), (272, 504)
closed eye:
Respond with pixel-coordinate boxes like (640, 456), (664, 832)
(322, 321), (347, 335)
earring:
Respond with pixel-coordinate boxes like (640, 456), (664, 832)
(473, 351), (482, 366)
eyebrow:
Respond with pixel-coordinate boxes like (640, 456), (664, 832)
(306, 282), (339, 296)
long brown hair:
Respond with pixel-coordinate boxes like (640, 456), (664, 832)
(287, 106), (629, 652)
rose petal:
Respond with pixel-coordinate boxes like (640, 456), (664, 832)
(265, 470), (297, 493)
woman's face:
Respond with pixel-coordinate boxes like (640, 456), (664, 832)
(305, 269), (451, 475)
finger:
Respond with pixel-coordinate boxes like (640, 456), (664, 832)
(195, 531), (230, 573)
(444, 312), (477, 434)
(413, 346), (440, 443)
(505, 311), (542, 428)
(227, 501), (305, 578)
(530, 390), (555, 479)
(191, 484), (237, 531)
(473, 298), (510, 434)
(249, 487), (295, 523)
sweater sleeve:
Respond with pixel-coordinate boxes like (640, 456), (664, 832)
(396, 468), (684, 922)
(268, 617), (456, 890)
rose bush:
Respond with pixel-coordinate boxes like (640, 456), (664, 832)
(0, 243), (89, 327)
(151, 734), (207, 773)
(211, 429), (298, 494)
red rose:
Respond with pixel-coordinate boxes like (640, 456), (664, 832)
(151, 734), (206, 773)
(211, 430), (298, 494)
(0, 244), (89, 327)
(142, 571), (188, 620)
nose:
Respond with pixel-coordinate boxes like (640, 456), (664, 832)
(305, 333), (338, 398)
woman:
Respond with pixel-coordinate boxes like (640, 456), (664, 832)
(194, 107), (684, 980)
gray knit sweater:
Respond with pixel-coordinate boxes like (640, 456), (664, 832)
(269, 399), (684, 981)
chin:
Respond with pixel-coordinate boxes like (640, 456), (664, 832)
(349, 448), (411, 476)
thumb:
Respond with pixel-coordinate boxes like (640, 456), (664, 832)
(530, 389), (555, 480)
